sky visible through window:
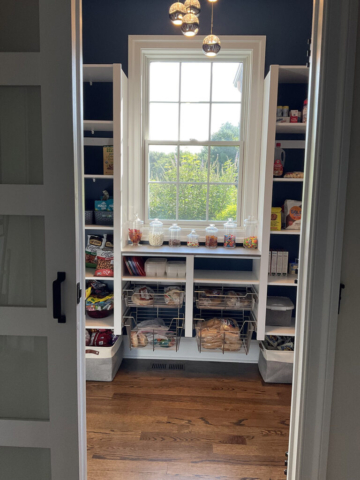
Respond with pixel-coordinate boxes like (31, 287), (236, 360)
(148, 61), (242, 222)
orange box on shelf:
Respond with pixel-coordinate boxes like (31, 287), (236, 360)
(103, 146), (113, 175)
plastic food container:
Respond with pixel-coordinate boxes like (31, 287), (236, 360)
(244, 216), (258, 249)
(149, 218), (164, 247)
(128, 214), (144, 246)
(205, 224), (218, 249)
(266, 296), (294, 326)
(187, 229), (199, 247)
(224, 218), (236, 248)
(169, 223), (182, 247)
(144, 258), (167, 277)
(166, 261), (186, 278)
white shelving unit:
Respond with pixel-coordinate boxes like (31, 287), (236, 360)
(257, 64), (308, 342)
(83, 64), (128, 333)
(194, 270), (259, 285)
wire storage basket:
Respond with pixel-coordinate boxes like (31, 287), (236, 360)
(124, 307), (185, 351)
(124, 283), (185, 308)
(194, 285), (257, 311)
(194, 310), (257, 355)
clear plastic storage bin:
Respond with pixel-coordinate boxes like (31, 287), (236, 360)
(266, 296), (294, 326)
(166, 261), (186, 278)
(144, 258), (167, 277)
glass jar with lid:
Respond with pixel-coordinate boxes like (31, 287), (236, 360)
(187, 229), (199, 247)
(243, 216), (258, 249)
(168, 223), (182, 247)
(223, 218), (237, 249)
(149, 218), (164, 247)
(128, 213), (143, 246)
(205, 224), (218, 249)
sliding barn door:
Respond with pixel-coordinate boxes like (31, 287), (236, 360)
(0, 1), (85, 479)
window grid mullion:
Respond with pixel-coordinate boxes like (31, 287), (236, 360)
(176, 63), (182, 222)
(206, 62), (213, 222)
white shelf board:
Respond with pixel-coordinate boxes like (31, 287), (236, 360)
(268, 274), (298, 286)
(122, 275), (186, 283)
(85, 224), (114, 230)
(122, 244), (261, 258)
(83, 64), (113, 83)
(265, 319), (296, 337)
(86, 268), (114, 281)
(194, 270), (259, 285)
(278, 66), (309, 84)
(84, 137), (113, 146)
(270, 230), (301, 235)
(84, 120), (113, 132)
(276, 140), (306, 149)
(273, 178), (304, 182)
(85, 314), (114, 329)
(276, 123), (306, 134)
(84, 174), (113, 179)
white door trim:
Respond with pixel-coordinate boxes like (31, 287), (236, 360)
(289, 0), (359, 478)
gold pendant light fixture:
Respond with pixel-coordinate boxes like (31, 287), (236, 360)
(168, 0), (221, 56)
(202, 2), (221, 56)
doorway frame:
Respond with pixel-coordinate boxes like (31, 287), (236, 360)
(288, 0), (359, 478)
(74, 0), (360, 479)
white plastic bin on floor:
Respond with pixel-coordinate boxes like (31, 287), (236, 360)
(86, 336), (123, 382)
(258, 342), (294, 383)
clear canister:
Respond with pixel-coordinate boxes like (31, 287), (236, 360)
(169, 223), (182, 247)
(128, 214), (143, 246)
(224, 218), (237, 249)
(149, 218), (164, 247)
(243, 216), (258, 249)
(187, 229), (199, 247)
(205, 224), (218, 249)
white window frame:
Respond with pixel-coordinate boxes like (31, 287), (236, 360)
(128, 35), (266, 236)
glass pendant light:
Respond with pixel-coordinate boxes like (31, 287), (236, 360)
(169, 2), (187, 26)
(202, 3), (221, 56)
(208, 0), (218, 2)
(184, 0), (201, 17)
(181, 13), (200, 37)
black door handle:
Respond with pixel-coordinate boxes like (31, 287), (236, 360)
(53, 272), (66, 323)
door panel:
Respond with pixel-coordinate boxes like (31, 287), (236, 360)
(0, 86), (43, 185)
(0, 0), (85, 479)
(0, 215), (46, 307)
(0, 1), (40, 53)
(0, 446), (51, 480)
(0, 335), (49, 420)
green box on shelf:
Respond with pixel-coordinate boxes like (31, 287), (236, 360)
(95, 200), (108, 211)
(107, 199), (114, 211)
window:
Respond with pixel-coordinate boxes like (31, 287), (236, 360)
(128, 36), (265, 231)
(146, 62), (242, 223)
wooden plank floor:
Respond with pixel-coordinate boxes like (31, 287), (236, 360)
(87, 359), (291, 480)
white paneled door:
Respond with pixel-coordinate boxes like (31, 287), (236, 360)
(0, 1), (85, 479)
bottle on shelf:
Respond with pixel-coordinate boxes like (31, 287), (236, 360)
(244, 216), (258, 249)
(149, 218), (164, 247)
(302, 99), (308, 124)
(274, 142), (286, 177)
(128, 214), (143, 246)
(168, 223), (182, 247)
(187, 229), (199, 247)
(205, 224), (218, 249)
(223, 218), (236, 248)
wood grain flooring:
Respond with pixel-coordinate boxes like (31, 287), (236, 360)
(87, 360), (291, 480)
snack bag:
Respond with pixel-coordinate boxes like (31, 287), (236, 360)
(85, 235), (106, 268)
(95, 250), (114, 277)
(284, 200), (302, 230)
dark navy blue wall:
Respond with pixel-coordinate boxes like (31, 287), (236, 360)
(83, 0), (313, 75)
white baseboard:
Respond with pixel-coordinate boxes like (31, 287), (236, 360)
(123, 337), (260, 364)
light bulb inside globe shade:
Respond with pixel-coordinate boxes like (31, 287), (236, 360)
(184, 0), (201, 17)
(208, 0), (218, 2)
(202, 34), (221, 56)
(169, 2), (186, 26)
(181, 13), (200, 37)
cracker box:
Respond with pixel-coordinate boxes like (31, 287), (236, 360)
(103, 146), (114, 175)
